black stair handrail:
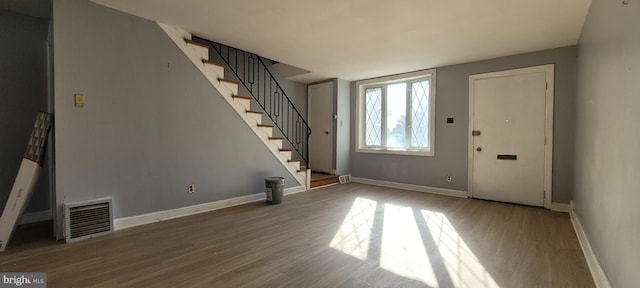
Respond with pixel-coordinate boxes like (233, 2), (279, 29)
(193, 36), (311, 168)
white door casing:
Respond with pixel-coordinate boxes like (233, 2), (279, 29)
(468, 65), (554, 208)
(308, 81), (334, 174)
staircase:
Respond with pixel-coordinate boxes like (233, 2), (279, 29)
(158, 23), (309, 187)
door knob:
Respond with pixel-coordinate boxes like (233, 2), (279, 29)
(325, 131), (329, 135)
(476, 147), (482, 152)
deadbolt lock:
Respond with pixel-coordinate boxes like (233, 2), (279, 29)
(472, 130), (481, 136)
(476, 147), (482, 152)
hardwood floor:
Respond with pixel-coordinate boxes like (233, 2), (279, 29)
(0, 183), (594, 288)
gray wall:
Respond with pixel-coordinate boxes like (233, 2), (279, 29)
(335, 79), (351, 175)
(0, 9), (51, 214)
(53, 0), (298, 236)
(574, 0), (640, 287)
(351, 46), (577, 203)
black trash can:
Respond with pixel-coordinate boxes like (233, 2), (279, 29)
(265, 177), (285, 204)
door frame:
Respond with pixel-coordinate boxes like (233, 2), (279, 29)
(308, 80), (335, 174)
(468, 64), (554, 209)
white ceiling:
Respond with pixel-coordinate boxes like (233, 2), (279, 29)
(92, 0), (591, 83)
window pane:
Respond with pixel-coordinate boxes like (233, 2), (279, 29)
(411, 81), (430, 148)
(365, 87), (382, 146)
(386, 83), (407, 148)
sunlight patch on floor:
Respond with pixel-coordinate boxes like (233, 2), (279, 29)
(421, 210), (500, 288)
(329, 197), (501, 288)
(380, 203), (438, 287)
(329, 197), (377, 260)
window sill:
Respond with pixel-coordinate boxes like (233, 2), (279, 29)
(356, 148), (434, 157)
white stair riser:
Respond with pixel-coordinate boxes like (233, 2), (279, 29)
(288, 161), (300, 170)
(276, 152), (291, 164)
(234, 98), (251, 110)
(219, 81), (239, 95)
(268, 139), (283, 149)
(202, 64), (225, 83)
(256, 126), (274, 138)
(279, 150), (292, 159)
(187, 45), (210, 63)
(228, 100), (248, 116)
(264, 142), (285, 159)
(242, 115), (260, 130)
(246, 113), (263, 125)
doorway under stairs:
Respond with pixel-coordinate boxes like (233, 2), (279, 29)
(310, 172), (340, 188)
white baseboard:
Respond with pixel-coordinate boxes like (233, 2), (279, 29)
(308, 182), (339, 190)
(569, 200), (612, 288)
(19, 210), (52, 225)
(284, 185), (307, 195)
(351, 177), (468, 198)
(114, 186), (307, 231)
(550, 202), (570, 212)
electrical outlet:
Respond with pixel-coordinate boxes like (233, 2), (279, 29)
(446, 175), (453, 182)
(188, 184), (195, 193)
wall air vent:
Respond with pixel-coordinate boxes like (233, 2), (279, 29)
(64, 198), (113, 243)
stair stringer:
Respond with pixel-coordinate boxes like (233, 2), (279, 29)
(158, 23), (307, 186)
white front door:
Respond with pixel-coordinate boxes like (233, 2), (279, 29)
(469, 65), (554, 207)
(308, 81), (334, 174)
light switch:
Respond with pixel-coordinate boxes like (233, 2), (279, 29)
(74, 94), (85, 108)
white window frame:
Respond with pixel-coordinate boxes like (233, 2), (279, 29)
(355, 69), (436, 156)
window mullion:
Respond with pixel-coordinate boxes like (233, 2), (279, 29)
(363, 89), (369, 147)
(406, 82), (412, 148)
(381, 84), (387, 148)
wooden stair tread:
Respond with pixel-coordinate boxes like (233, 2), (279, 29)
(257, 124), (274, 128)
(202, 59), (224, 67)
(246, 110), (264, 115)
(232, 95), (252, 100)
(269, 137), (284, 140)
(184, 38), (210, 48)
(287, 159), (300, 163)
(311, 172), (339, 180)
(310, 174), (340, 188)
(279, 148), (292, 152)
(218, 78), (239, 85)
